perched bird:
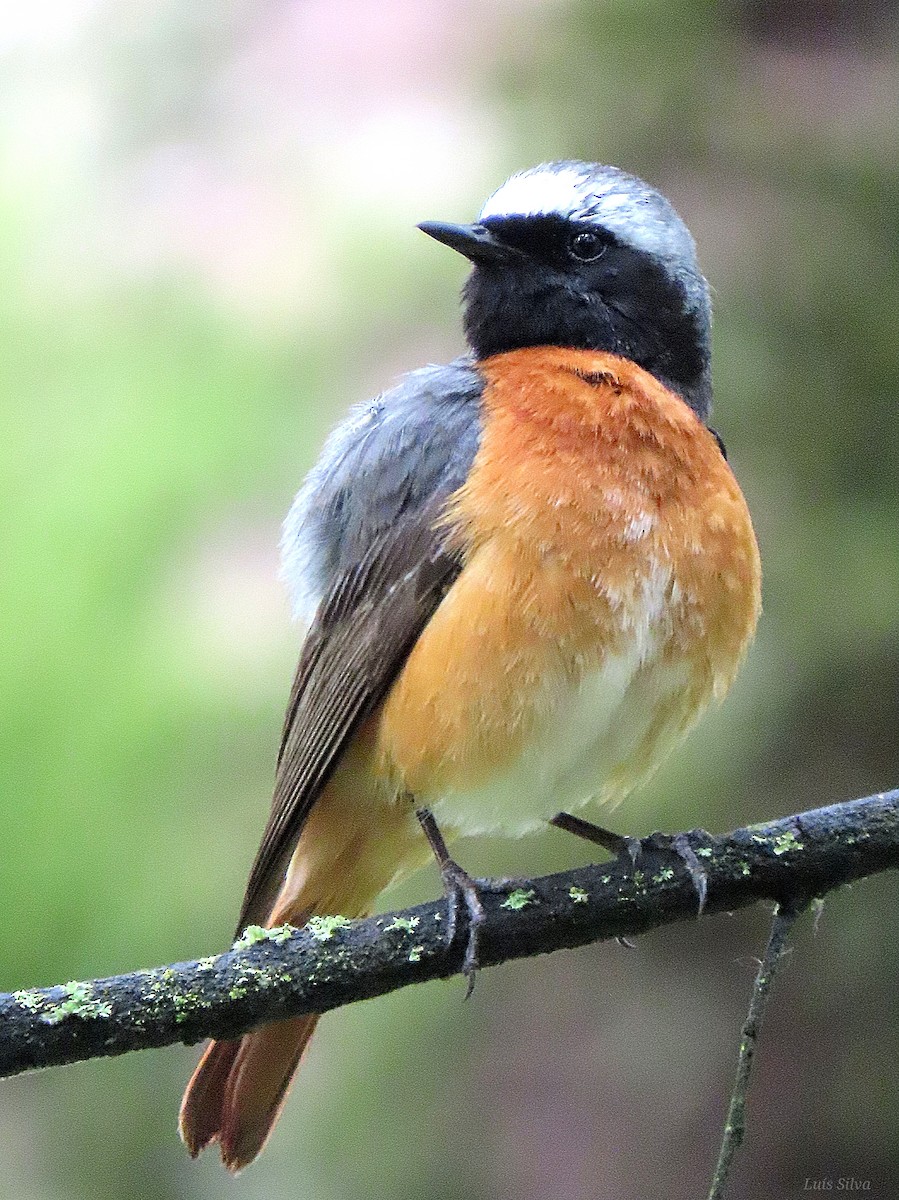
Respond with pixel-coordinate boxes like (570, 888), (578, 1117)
(179, 161), (761, 1170)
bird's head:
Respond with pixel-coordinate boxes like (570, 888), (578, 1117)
(419, 161), (713, 420)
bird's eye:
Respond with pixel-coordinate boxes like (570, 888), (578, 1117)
(569, 229), (605, 262)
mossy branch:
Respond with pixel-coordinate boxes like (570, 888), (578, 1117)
(1, 787), (898, 1079)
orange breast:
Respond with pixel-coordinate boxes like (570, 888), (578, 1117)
(375, 347), (761, 825)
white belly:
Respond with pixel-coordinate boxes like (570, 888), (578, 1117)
(429, 642), (697, 838)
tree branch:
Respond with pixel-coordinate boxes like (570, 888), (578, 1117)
(2, 788), (897, 1078)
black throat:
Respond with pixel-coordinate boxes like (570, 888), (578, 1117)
(461, 216), (712, 421)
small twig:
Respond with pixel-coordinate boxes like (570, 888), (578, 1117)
(707, 899), (807, 1200)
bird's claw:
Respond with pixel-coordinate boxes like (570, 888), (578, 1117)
(669, 831), (709, 913)
(440, 859), (487, 997)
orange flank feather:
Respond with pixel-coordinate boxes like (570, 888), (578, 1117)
(376, 347), (760, 826)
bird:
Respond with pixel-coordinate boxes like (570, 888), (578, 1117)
(178, 160), (761, 1171)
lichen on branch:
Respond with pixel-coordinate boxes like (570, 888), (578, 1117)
(1, 788), (898, 1080)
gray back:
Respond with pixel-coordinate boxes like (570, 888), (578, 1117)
(281, 357), (483, 623)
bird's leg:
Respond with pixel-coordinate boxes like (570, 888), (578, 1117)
(550, 811), (709, 913)
(415, 806), (487, 997)
(550, 811), (642, 864)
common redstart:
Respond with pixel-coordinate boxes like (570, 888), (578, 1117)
(179, 161), (761, 1170)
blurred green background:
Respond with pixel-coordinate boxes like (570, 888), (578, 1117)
(2, 3), (898, 1198)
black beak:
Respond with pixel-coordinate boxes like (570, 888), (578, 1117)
(417, 221), (516, 265)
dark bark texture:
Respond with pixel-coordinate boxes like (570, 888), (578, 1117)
(1, 788), (897, 1079)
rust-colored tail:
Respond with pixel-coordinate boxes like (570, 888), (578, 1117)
(178, 859), (323, 1174)
(179, 1011), (320, 1171)
(179, 781), (427, 1171)
(178, 863), (334, 1174)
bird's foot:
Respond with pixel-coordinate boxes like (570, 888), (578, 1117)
(438, 866), (527, 996)
(650, 829), (710, 913)
(438, 858), (488, 998)
(416, 806), (513, 997)
(550, 812), (711, 914)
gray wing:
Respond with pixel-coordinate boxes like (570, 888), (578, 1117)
(235, 358), (483, 933)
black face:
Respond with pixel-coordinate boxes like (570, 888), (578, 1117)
(461, 214), (711, 419)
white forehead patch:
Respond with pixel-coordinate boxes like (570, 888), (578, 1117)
(479, 165), (595, 223)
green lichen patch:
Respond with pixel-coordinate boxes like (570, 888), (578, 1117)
(653, 867), (675, 883)
(173, 990), (210, 1023)
(305, 915), (352, 941)
(568, 886), (589, 904)
(385, 916), (420, 933)
(229, 966), (278, 994)
(13, 990), (43, 1012)
(748, 826), (804, 856)
(408, 946), (424, 963)
(501, 888), (536, 911)
(233, 923), (295, 951)
(771, 830), (803, 856)
(41, 982), (112, 1025)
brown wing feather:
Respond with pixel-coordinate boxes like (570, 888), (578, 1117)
(234, 509), (460, 935)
